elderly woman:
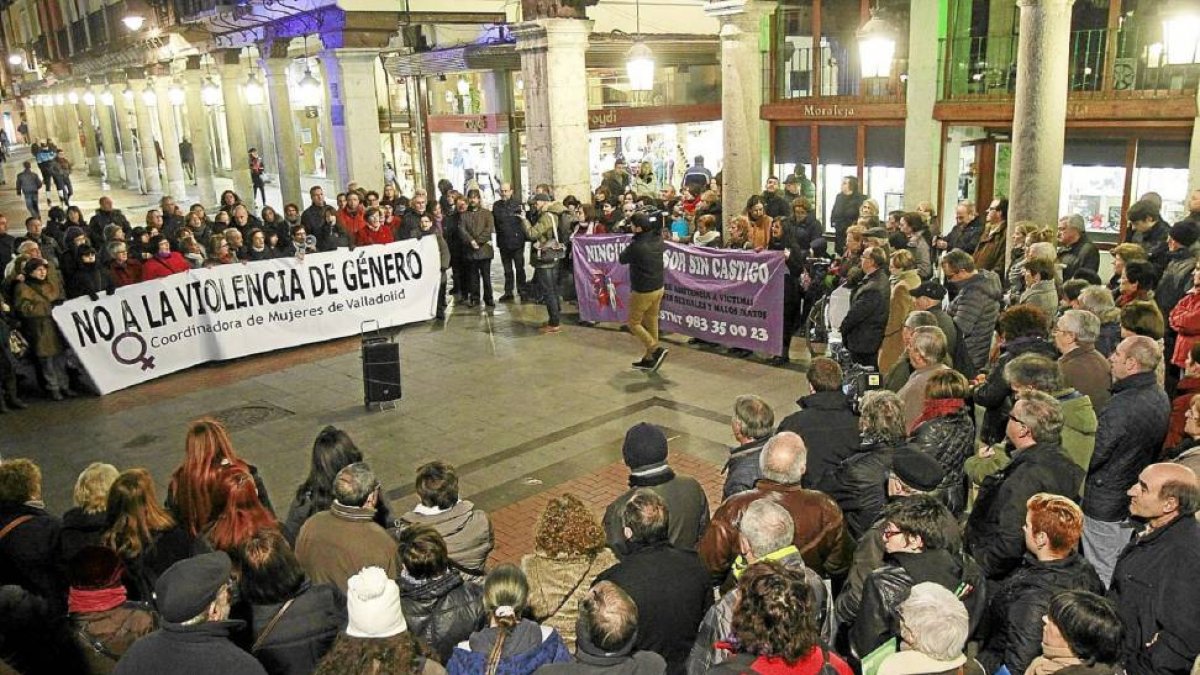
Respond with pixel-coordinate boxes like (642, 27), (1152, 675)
(1165, 393), (1200, 475)
(1078, 286), (1122, 356)
(826, 390), (909, 540)
(878, 583), (984, 675)
(878, 249), (923, 374)
(908, 370), (975, 516)
(1019, 257), (1059, 325)
(60, 462), (119, 563)
(15, 257), (73, 400)
(205, 233), (235, 266)
(1106, 243), (1147, 298)
(973, 304), (1058, 445)
(1025, 591), (1123, 675)
(1116, 259), (1156, 307)
(106, 241), (142, 286)
(520, 493), (618, 649)
(398, 525), (484, 663)
(1165, 343), (1200, 450)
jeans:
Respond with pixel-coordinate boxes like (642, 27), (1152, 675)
(37, 354), (68, 394)
(252, 179), (266, 207)
(22, 191), (39, 218)
(499, 247), (527, 295)
(536, 266), (561, 327)
(54, 174), (72, 203)
(1082, 515), (1134, 588)
(627, 288), (665, 359)
(468, 258), (494, 304)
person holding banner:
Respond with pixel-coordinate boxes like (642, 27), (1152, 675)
(620, 211), (668, 372)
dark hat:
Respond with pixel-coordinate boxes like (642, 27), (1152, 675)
(65, 226), (86, 242)
(622, 422), (668, 472)
(23, 257), (47, 276)
(909, 280), (947, 302)
(532, 193), (554, 203)
(783, 174), (800, 185)
(77, 245), (96, 258)
(148, 235), (168, 250)
(67, 546), (126, 590)
(1170, 221), (1200, 248)
(891, 448), (946, 493)
(154, 551), (232, 623)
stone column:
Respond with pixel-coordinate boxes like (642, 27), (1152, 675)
(62, 97), (87, 168)
(1190, 86), (1200, 194)
(707, 0), (776, 229)
(513, 18), (593, 200)
(153, 76), (188, 199)
(1008, 0), (1074, 235)
(262, 43), (303, 207)
(77, 99), (101, 176)
(903, 0), (941, 210)
(92, 85), (121, 184)
(31, 105), (49, 142)
(317, 47), (384, 190)
(313, 57), (341, 185)
(112, 81), (142, 192)
(129, 78), (163, 194)
(217, 49), (254, 202)
(182, 58), (217, 207)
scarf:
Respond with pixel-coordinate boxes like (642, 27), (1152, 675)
(628, 465), (676, 488)
(907, 398), (965, 434)
(1025, 644), (1081, 675)
(68, 586), (127, 614)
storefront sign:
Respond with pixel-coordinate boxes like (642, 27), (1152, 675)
(934, 96), (1197, 123)
(572, 235), (785, 354)
(427, 113), (511, 134)
(586, 103), (722, 130)
(762, 99), (906, 121)
(53, 240), (441, 395)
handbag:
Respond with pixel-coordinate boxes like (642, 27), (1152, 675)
(535, 217), (566, 264)
(7, 328), (28, 359)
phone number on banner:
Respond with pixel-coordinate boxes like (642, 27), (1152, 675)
(678, 314), (769, 342)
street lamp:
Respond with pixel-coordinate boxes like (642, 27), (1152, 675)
(201, 77), (222, 106)
(1162, 3), (1200, 65)
(168, 81), (185, 106)
(68, 90), (79, 104)
(7, 53), (22, 66)
(297, 67), (321, 107)
(141, 84), (157, 106)
(626, 40), (655, 91)
(83, 90), (96, 106)
(100, 87), (115, 106)
(122, 14), (145, 31)
(122, 84), (135, 103)
(856, 9), (897, 78)
(243, 72), (264, 105)
(55, 93), (66, 105)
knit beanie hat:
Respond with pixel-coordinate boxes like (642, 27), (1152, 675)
(622, 422), (668, 472)
(891, 448), (947, 493)
(1170, 221), (1200, 248)
(346, 567), (407, 638)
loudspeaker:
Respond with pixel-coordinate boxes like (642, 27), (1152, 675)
(362, 337), (401, 408)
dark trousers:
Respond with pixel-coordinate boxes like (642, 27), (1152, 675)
(22, 191), (39, 218)
(499, 247), (527, 294)
(435, 271), (447, 317)
(467, 258), (494, 305)
(781, 277), (802, 358)
(252, 178), (266, 206)
(850, 350), (878, 369)
(536, 266), (561, 327)
(450, 255), (468, 299)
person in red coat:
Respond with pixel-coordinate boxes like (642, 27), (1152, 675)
(339, 192), (368, 241)
(141, 235), (191, 280)
(1165, 342), (1200, 450)
(1169, 265), (1200, 369)
(106, 241), (143, 287)
(354, 207), (395, 247)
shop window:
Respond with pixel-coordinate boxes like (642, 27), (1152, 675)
(864, 126), (905, 213)
(1133, 141), (1191, 224)
(1058, 139), (1127, 238)
(817, 126), (857, 228)
(587, 121), (722, 191)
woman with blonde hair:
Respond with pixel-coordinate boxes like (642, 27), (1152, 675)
(103, 468), (196, 600)
(878, 249), (923, 374)
(447, 564), (571, 674)
(60, 462), (119, 563)
(520, 494), (618, 649)
(166, 417), (272, 538)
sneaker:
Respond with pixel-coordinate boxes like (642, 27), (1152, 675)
(632, 358), (653, 370)
(650, 347), (669, 372)
(498, 293), (515, 302)
(540, 325), (562, 334)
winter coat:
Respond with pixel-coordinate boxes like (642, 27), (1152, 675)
(619, 229), (666, 293)
(974, 337), (1060, 445)
(0, 502), (65, 610)
(879, 269), (923, 373)
(15, 278), (64, 357)
(119, 525), (199, 602)
(1109, 515), (1200, 675)
(107, 259), (142, 287)
(830, 192), (866, 252)
(594, 541), (713, 675)
(948, 270), (1003, 377)
(400, 500), (494, 575)
(605, 473), (710, 557)
(73, 601), (158, 674)
(973, 223), (1008, 277)
(777, 391), (863, 493)
(897, 364), (951, 429)
(1131, 221), (1171, 273)
(541, 625), (666, 675)
(140, 253), (191, 280)
(909, 235), (933, 279)
(522, 548), (618, 650)
(826, 442), (899, 542)
(398, 571), (484, 664)
(526, 203), (566, 270)
(296, 502), (402, 595)
(851, 549), (987, 658)
(909, 407), (975, 516)
(337, 207), (368, 241)
(242, 582), (344, 675)
(448, 620), (571, 675)
(1085, 371), (1170, 522)
(1058, 347), (1112, 412)
(721, 438), (770, 501)
(977, 553), (1104, 675)
(965, 442), (1084, 581)
(460, 208), (495, 260)
(841, 268), (891, 355)
(1057, 238), (1100, 280)
(699, 479), (852, 584)
(112, 620), (268, 675)
(67, 262), (114, 299)
(1164, 376), (1200, 450)
(944, 218), (984, 258)
(493, 197), (528, 252)
(354, 225), (394, 248)
(0, 585), (91, 673)
(1019, 280), (1059, 329)
(1155, 248), (1197, 318)
(58, 507), (109, 564)
(1169, 288), (1200, 368)
(1096, 320), (1121, 357)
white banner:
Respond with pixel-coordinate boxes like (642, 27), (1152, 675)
(53, 238), (440, 395)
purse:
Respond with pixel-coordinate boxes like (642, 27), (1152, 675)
(535, 218), (566, 264)
(7, 328), (29, 359)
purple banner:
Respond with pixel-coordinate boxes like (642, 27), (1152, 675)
(572, 234), (786, 353)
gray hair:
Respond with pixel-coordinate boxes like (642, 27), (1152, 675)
(859, 390), (907, 443)
(739, 498), (795, 557)
(1015, 391), (1064, 444)
(1027, 241), (1057, 262)
(910, 326), (947, 364)
(1004, 353), (1063, 393)
(1058, 309), (1100, 344)
(1062, 214), (1086, 233)
(898, 582), (970, 661)
(904, 310), (939, 329)
(760, 432), (808, 484)
(1121, 335), (1163, 372)
(734, 395), (775, 440)
(333, 462), (379, 507)
(16, 240), (39, 255)
(1078, 285), (1120, 322)
(107, 241), (127, 257)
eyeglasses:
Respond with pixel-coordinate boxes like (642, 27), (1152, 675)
(881, 527), (903, 541)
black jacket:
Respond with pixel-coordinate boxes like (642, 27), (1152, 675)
(619, 230), (666, 293)
(829, 192), (866, 253)
(722, 438), (768, 501)
(851, 548), (986, 658)
(1085, 371), (1170, 522)
(66, 261), (115, 300)
(947, 270), (1003, 378)
(840, 268), (890, 355)
(945, 217), (984, 256)
(493, 197), (528, 252)
(113, 620), (268, 675)
(121, 525), (201, 602)
(243, 582), (344, 675)
(973, 337), (1060, 445)
(0, 584), (90, 674)
(965, 442), (1084, 580)
(0, 502), (65, 612)
(978, 552), (1103, 675)
(1109, 515), (1200, 675)
(594, 541), (713, 675)
(399, 569), (485, 663)
(826, 442), (898, 541)
(58, 507), (108, 564)
(1131, 221), (1171, 274)
(762, 191), (790, 219)
(537, 613), (666, 675)
(778, 391), (862, 493)
(1057, 237), (1101, 280)
(909, 407), (975, 516)
(300, 204), (327, 236)
(1154, 248), (1197, 318)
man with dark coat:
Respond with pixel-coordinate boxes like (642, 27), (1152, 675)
(1083, 336), (1171, 588)
(87, 196), (132, 246)
(966, 391), (1085, 581)
(113, 551), (268, 675)
(1109, 462), (1200, 675)
(1056, 214), (1101, 280)
(0, 214), (17, 273)
(604, 423), (709, 556)
(761, 176), (790, 219)
(1154, 222), (1199, 319)
(1128, 198), (1170, 273)
(300, 186), (329, 235)
(777, 356), (862, 492)
(540, 581), (667, 675)
(722, 395), (774, 500)
(840, 246), (890, 368)
(942, 250), (1003, 378)
(0, 459), (66, 614)
(594, 490), (712, 675)
(936, 201), (984, 257)
(620, 211), (668, 371)
(493, 182), (529, 301)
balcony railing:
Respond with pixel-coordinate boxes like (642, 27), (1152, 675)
(764, 37), (909, 103)
(939, 28), (1199, 101)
